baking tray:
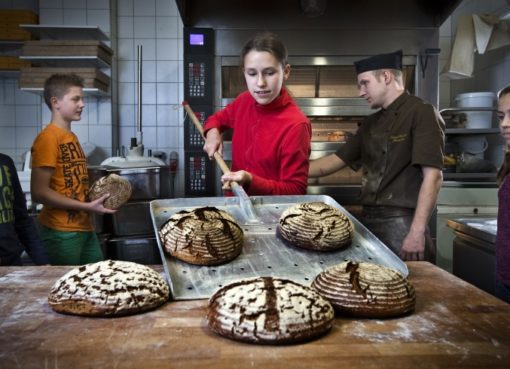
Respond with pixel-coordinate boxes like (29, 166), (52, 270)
(150, 195), (408, 300)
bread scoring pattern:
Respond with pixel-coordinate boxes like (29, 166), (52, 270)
(278, 202), (354, 251)
(207, 277), (334, 344)
(48, 260), (169, 317)
(312, 261), (415, 318)
(159, 206), (244, 265)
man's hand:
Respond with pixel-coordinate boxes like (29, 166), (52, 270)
(399, 229), (425, 261)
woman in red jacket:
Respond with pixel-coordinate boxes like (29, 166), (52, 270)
(203, 32), (311, 195)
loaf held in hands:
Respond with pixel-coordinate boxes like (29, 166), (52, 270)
(88, 173), (132, 209)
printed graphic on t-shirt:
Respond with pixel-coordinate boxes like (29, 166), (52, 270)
(59, 142), (88, 224)
(0, 164), (15, 224)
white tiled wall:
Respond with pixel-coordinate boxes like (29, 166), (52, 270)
(0, 0), (37, 12)
(0, 0), (185, 197)
(116, 0), (184, 197)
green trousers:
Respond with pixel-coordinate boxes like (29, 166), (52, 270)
(40, 226), (104, 265)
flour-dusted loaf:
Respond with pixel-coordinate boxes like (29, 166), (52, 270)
(48, 260), (169, 317)
(207, 277), (335, 344)
(312, 261), (415, 318)
(88, 173), (132, 209)
(277, 202), (354, 251)
(159, 206), (244, 266)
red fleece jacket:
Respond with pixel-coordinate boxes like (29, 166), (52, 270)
(203, 88), (311, 195)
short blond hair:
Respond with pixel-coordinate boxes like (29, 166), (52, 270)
(372, 69), (403, 85)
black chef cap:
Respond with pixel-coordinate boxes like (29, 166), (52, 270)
(354, 50), (403, 75)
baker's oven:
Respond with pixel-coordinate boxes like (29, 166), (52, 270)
(178, 0), (458, 202)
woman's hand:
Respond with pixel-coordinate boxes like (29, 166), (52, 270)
(221, 170), (253, 190)
(203, 128), (223, 159)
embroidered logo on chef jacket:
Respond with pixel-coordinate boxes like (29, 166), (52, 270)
(389, 133), (407, 143)
(0, 164), (15, 224)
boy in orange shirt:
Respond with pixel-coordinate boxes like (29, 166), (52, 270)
(31, 74), (115, 265)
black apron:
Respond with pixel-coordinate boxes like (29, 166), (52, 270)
(361, 205), (436, 262)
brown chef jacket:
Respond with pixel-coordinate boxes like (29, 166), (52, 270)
(336, 92), (445, 208)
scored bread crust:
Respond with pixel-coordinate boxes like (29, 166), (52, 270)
(159, 206), (243, 266)
(312, 261), (416, 318)
(48, 260), (169, 317)
(206, 277), (335, 344)
(278, 202), (354, 251)
(88, 173), (132, 209)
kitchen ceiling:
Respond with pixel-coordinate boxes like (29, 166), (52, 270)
(175, 0), (462, 29)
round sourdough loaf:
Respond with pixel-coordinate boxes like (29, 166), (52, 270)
(48, 260), (169, 317)
(277, 202), (354, 251)
(159, 206), (243, 266)
(312, 261), (415, 318)
(206, 277), (334, 344)
(88, 173), (132, 209)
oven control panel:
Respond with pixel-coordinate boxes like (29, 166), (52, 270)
(183, 28), (213, 106)
(184, 152), (215, 196)
(185, 59), (213, 101)
(187, 62), (206, 98)
(184, 106), (212, 150)
(183, 27), (215, 197)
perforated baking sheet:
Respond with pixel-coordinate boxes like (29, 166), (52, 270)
(150, 195), (408, 300)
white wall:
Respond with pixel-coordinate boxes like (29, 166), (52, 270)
(116, 0), (185, 197)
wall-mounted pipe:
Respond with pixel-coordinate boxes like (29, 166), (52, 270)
(136, 44), (143, 146)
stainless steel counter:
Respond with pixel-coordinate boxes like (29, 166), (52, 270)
(446, 217), (497, 295)
(446, 217), (497, 244)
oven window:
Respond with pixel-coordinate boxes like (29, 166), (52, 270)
(221, 65), (415, 99)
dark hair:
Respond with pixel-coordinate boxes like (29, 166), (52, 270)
(43, 73), (84, 110)
(240, 32), (288, 68)
(498, 84), (510, 99)
(496, 84), (510, 186)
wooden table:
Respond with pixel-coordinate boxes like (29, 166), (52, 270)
(1, 262), (509, 369)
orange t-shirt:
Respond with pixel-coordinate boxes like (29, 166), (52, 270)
(31, 123), (92, 231)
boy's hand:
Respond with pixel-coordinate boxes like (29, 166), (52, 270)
(88, 193), (117, 214)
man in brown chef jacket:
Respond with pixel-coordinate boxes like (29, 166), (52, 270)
(309, 50), (445, 262)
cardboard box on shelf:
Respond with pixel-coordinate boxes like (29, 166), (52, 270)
(0, 56), (31, 70)
(0, 10), (38, 41)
